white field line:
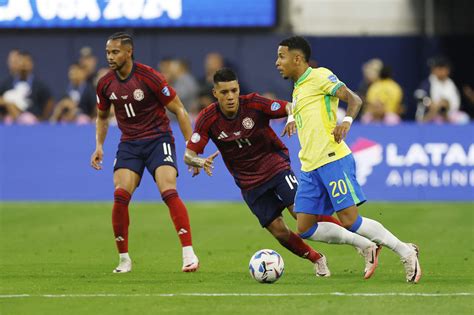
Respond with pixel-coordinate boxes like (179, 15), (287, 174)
(0, 292), (473, 298)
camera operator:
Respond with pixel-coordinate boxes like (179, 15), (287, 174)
(415, 57), (469, 124)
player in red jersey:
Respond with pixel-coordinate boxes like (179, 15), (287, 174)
(90, 32), (199, 273)
(184, 68), (345, 277)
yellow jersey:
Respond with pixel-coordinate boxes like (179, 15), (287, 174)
(366, 78), (403, 114)
(292, 67), (351, 172)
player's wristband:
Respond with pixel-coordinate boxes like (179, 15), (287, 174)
(342, 116), (353, 125)
(287, 114), (295, 124)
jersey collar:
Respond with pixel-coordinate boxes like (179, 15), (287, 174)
(294, 67), (312, 88)
(217, 101), (241, 121)
(115, 62), (136, 83)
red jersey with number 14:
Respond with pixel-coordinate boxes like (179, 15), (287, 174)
(187, 93), (291, 190)
(96, 62), (176, 141)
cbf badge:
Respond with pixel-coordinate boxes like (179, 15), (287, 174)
(242, 117), (255, 129)
(133, 89), (144, 101)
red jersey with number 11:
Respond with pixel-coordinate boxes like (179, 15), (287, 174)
(96, 62), (176, 141)
(187, 93), (291, 190)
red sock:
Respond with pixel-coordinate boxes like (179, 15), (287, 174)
(278, 231), (322, 263)
(112, 188), (131, 254)
(162, 189), (192, 247)
(317, 215), (342, 226)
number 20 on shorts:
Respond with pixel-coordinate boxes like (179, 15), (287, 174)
(329, 179), (348, 197)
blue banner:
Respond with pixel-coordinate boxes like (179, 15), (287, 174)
(0, 123), (473, 201)
(0, 0), (276, 28)
(346, 124), (473, 201)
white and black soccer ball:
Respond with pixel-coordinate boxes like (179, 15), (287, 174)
(248, 249), (284, 283)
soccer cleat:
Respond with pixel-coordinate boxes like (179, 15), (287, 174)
(314, 254), (331, 277)
(182, 255), (199, 272)
(113, 258), (132, 273)
(361, 244), (381, 279)
(401, 243), (422, 284)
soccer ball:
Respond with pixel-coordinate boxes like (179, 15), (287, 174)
(248, 249), (284, 283)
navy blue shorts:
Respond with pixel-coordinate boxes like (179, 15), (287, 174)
(242, 169), (298, 228)
(114, 136), (178, 180)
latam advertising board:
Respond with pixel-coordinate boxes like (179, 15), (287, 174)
(0, 0), (277, 28)
(0, 124), (472, 201)
(345, 124), (473, 201)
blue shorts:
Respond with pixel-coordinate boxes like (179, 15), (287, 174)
(294, 154), (366, 216)
(242, 169), (298, 227)
(114, 135), (178, 180)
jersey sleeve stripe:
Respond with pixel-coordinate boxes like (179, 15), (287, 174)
(195, 108), (216, 131)
(97, 72), (114, 90)
(136, 68), (164, 87)
(330, 82), (345, 96)
(246, 99), (272, 110)
(253, 95), (272, 104)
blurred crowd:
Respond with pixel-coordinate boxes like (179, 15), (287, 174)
(1, 48), (473, 125)
(355, 57), (473, 125)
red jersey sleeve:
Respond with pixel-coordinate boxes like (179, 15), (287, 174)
(96, 76), (111, 111)
(141, 67), (177, 106)
(247, 93), (288, 118)
(186, 107), (215, 154)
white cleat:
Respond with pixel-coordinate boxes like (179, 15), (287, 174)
(113, 258), (132, 273)
(314, 254), (331, 277)
(401, 243), (422, 284)
(182, 255), (199, 272)
(362, 244), (381, 279)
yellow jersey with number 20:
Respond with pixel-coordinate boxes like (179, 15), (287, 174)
(292, 67), (351, 172)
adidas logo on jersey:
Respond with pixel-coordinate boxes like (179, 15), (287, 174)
(164, 156), (174, 163)
(178, 228), (188, 235)
(109, 92), (118, 100)
(218, 131), (228, 139)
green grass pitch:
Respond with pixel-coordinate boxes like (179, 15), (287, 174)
(1, 202), (473, 314)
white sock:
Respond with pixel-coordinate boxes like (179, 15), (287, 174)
(355, 217), (413, 258)
(119, 253), (131, 261)
(307, 222), (374, 250)
(182, 246), (195, 258)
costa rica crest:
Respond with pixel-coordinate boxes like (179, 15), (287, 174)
(242, 117), (254, 129)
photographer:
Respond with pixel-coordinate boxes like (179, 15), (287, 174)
(415, 57), (469, 124)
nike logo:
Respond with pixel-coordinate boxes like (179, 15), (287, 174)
(336, 197), (347, 204)
(369, 251), (375, 264)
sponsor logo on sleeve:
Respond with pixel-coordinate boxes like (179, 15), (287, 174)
(191, 132), (201, 143)
(328, 74), (338, 83)
(271, 102), (281, 111)
(161, 86), (170, 97)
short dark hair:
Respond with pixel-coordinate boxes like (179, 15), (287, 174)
(379, 65), (393, 79)
(279, 36), (311, 62)
(213, 68), (238, 84)
(108, 32), (134, 48)
(108, 32), (134, 59)
(428, 56), (451, 69)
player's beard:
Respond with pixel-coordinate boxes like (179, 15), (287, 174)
(114, 61), (126, 72)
